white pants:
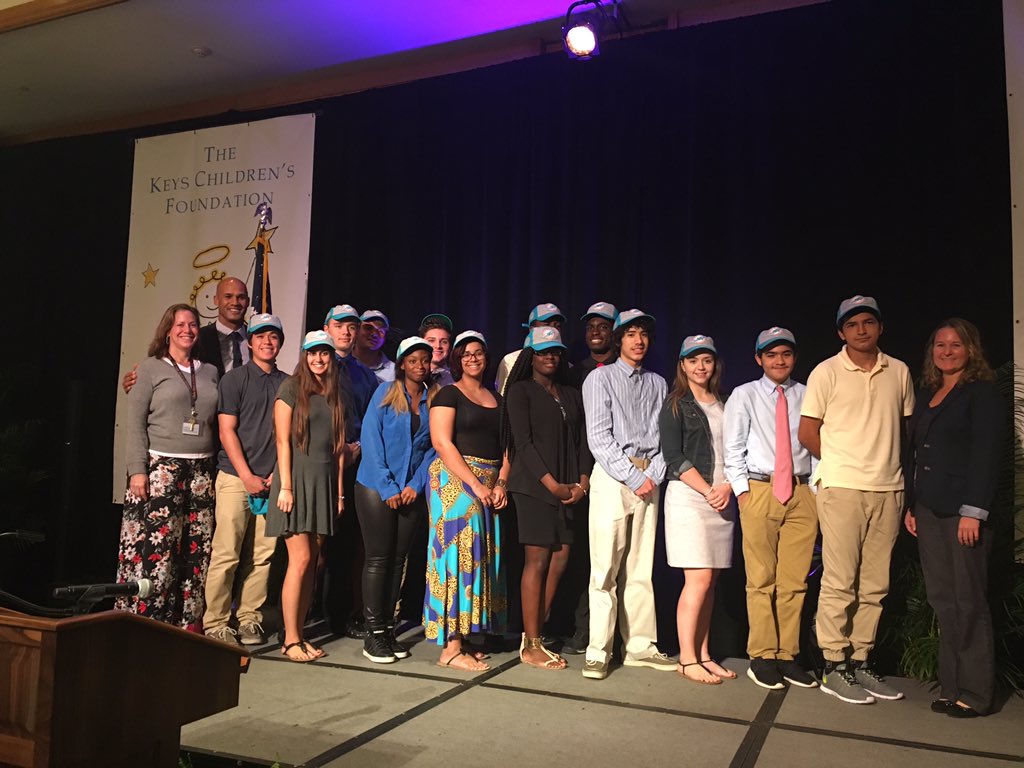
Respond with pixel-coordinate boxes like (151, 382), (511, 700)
(586, 463), (660, 664)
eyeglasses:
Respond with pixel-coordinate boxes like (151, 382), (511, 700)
(461, 351), (486, 360)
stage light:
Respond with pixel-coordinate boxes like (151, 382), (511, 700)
(562, 1), (627, 61)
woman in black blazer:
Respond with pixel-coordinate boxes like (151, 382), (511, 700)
(499, 327), (593, 670)
(903, 318), (1004, 718)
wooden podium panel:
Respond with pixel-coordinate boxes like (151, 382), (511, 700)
(0, 608), (247, 768)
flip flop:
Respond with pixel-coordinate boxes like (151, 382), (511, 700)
(701, 658), (736, 679)
(302, 640), (327, 659)
(437, 650), (490, 671)
(678, 661), (722, 685)
(281, 641), (316, 663)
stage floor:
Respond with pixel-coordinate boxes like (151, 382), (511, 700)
(181, 626), (1024, 768)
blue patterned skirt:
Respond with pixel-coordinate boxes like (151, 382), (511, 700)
(423, 455), (507, 645)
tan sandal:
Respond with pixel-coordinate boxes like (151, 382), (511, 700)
(520, 636), (566, 670)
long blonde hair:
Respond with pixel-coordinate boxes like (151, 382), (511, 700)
(379, 364), (439, 415)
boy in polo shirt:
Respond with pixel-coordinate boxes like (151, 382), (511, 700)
(203, 314), (288, 645)
(798, 296), (915, 705)
(724, 327), (818, 690)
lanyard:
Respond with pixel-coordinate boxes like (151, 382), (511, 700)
(169, 358), (198, 419)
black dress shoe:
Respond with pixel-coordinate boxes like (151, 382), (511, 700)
(947, 703), (981, 719)
(930, 699), (954, 713)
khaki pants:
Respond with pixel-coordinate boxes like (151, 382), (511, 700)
(202, 472), (277, 630)
(815, 486), (902, 662)
(585, 464), (659, 664)
(740, 480), (818, 660)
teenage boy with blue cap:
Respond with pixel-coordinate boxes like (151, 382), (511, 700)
(495, 302), (566, 394)
(581, 309), (674, 679)
(203, 313), (288, 646)
(798, 296), (914, 705)
(322, 304), (382, 638)
(723, 327), (818, 690)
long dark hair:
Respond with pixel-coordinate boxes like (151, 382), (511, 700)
(919, 317), (994, 391)
(498, 347), (570, 463)
(449, 338), (488, 383)
(665, 353), (724, 419)
(290, 349), (345, 456)
(148, 303), (199, 359)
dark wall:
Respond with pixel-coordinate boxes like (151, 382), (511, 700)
(1, 0), (1011, 632)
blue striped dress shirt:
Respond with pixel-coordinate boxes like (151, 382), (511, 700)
(583, 358), (667, 491)
(723, 375), (815, 496)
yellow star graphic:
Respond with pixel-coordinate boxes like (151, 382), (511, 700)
(142, 263), (159, 287)
(246, 226), (277, 254)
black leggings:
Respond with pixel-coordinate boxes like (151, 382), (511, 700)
(354, 482), (425, 629)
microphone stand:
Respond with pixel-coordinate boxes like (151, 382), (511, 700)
(0, 528), (73, 618)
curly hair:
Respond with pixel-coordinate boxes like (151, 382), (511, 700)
(919, 317), (994, 391)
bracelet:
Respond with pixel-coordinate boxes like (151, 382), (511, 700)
(574, 482), (587, 496)
(497, 478), (508, 489)
(281, 487), (292, 491)
(703, 489), (713, 498)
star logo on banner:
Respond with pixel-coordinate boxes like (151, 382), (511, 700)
(142, 263), (159, 287)
(246, 225), (276, 255)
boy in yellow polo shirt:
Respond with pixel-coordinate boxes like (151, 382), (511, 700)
(798, 295), (915, 705)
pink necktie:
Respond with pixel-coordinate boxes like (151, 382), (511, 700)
(773, 385), (793, 504)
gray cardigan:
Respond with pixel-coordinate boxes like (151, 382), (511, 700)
(125, 357), (219, 475)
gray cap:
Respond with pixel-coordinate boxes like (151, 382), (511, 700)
(755, 326), (796, 353)
(614, 308), (655, 330)
(680, 334), (716, 358)
(836, 295), (881, 327)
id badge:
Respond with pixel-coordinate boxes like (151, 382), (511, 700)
(182, 421), (201, 436)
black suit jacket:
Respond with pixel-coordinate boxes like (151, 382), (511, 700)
(196, 323), (227, 378)
(506, 379), (594, 505)
(903, 379), (1004, 518)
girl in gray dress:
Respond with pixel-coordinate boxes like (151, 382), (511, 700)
(268, 331), (346, 662)
(659, 335), (736, 685)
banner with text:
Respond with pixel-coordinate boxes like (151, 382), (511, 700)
(112, 114), (316, 501)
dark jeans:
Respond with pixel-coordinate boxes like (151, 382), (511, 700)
(355, 482), (425, 630)
(915, 502), (995, 713)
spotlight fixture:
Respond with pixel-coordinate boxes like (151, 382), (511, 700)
(562, 0), (626, 60)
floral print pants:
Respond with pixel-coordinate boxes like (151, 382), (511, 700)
(116, 454), (216, 632)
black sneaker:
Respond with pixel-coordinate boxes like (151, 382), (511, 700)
(561, 631), (588, 655)
(385, 626), (410, 659)
(746, 658), (785, 690)
(363, 631), (397, 664)
(346, 615), (369, 640)
(778, 660), (818, 688)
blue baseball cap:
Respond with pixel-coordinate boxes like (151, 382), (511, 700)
(836, 295), (881, 327)
(248, 313), (284, 340)
(581, 302), (618, 322)
(526, 326), (567, 352)
(324, 304), (359, 325)
(359, 309), (390, 327)
(680, 334), (716, 358)
(755, 326), (796, 353)
(614, 308), (655, 330)
(302, 330), (336, 351)
(522, 302), (565, 328)
(396, 336), (432, 361)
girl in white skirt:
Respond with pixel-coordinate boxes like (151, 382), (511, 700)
(658, 335), (736, 685)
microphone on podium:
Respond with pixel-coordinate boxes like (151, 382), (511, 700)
(53, 578), (153, 601)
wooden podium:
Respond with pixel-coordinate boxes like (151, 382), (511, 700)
(0, 607), (248, 767)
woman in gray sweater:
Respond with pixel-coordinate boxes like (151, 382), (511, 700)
(116, 303), (219, 631)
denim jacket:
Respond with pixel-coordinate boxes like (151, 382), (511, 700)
(658, 391), (721, 485)
(356, 382), (435, 499)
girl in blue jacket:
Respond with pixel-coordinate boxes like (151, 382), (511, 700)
(355, 337), (438, 663)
